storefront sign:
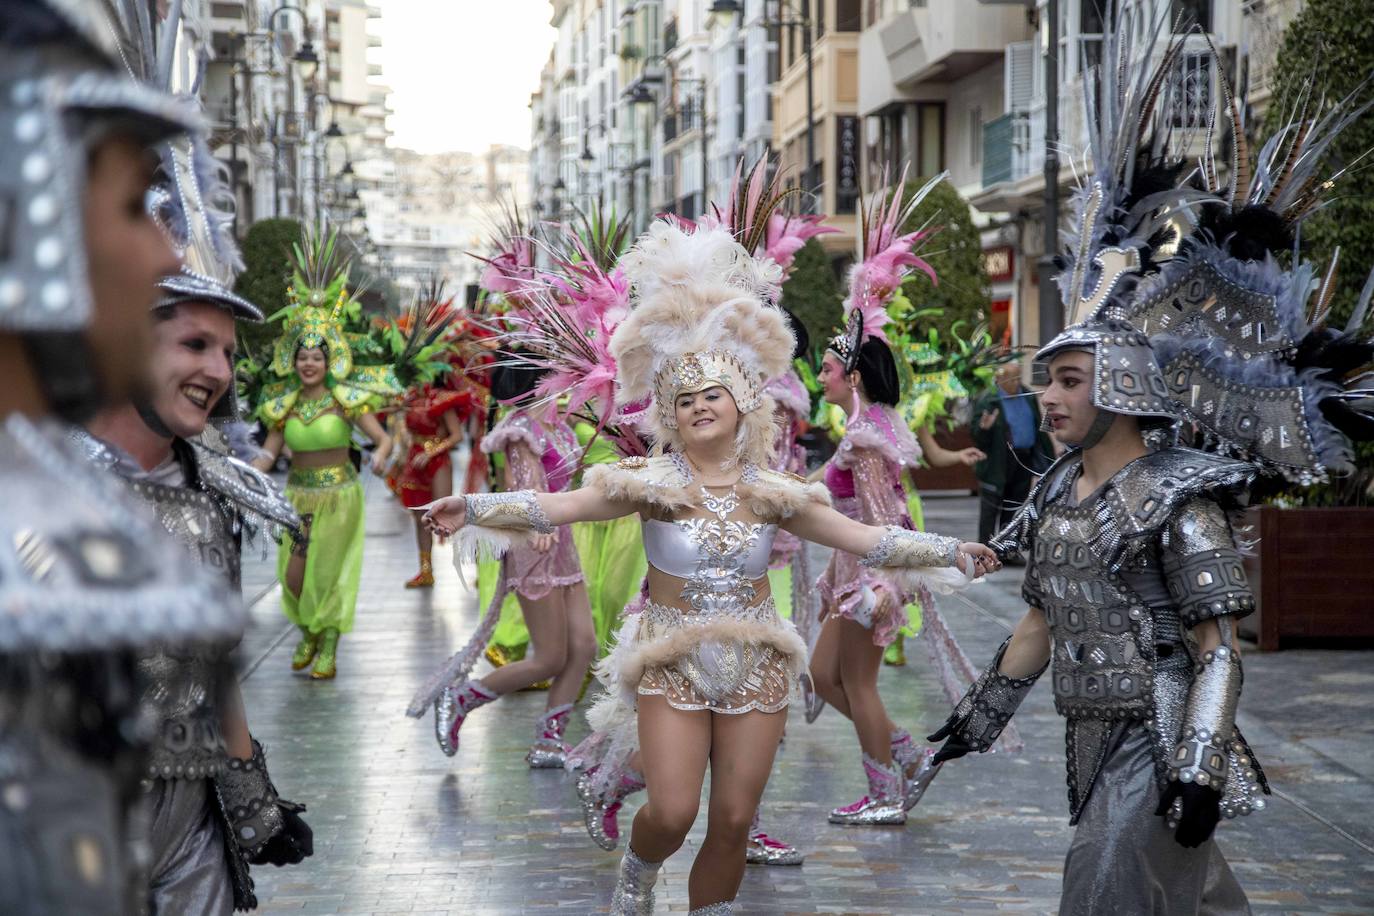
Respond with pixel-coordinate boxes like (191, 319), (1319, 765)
(836, 115), (859, 213)
(983, 244), (1014, 282)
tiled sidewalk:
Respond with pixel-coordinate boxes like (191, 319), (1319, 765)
(236, 476), (1374, 914)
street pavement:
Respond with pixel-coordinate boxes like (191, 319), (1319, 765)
(235, 467), (1374, 914)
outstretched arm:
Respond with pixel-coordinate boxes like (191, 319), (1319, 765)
(928, 605), (1050, 762)
(420, 483), (636, 540)
(917, 425), (985, 469)
(781, 498), (996, 577)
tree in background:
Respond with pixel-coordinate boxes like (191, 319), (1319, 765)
(234, 218), (302, 354)
(1262, 1), (1374, 505)
(1263, 0), (1372, 330)
(781, 237), (843, 361)
(897, 177), (990, 342)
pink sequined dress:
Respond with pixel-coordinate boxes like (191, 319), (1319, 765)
(481, 409), (584, 599)
(816, 402), (925, 647)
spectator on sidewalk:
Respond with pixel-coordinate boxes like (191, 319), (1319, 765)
(971, 361), (1054, 557)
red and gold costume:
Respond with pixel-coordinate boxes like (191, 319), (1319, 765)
(389, 386), (483, 509)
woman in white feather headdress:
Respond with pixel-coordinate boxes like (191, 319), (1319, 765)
(421, 216), (997, 914)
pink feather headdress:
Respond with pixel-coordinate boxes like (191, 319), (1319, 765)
(842, 167), (946, 346)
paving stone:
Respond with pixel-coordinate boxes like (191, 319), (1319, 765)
(233, 474), (1374, 913)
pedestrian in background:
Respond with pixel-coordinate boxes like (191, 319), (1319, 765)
(971, 361), (1054, 558)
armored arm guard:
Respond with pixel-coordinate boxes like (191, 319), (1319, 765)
(929, 636), (1046, 761)
(1162, 499), (1255, 627)
(1161, 498), (1253, 794)
(216, 739), (312, 866)
(1169, 639), (1242, 794)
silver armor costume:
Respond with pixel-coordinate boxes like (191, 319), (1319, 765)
(0, 418), (238, 916)
(0, 3), (218, 913)
(78, 431), (300, 912)
(930, 5), (1374, 909)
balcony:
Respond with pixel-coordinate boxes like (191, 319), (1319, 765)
(208, 0), (248, 38)
(879, 0), (1031, 86)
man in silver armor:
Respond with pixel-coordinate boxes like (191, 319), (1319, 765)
(80, 100), (311, 908)
(928, 9), (1373, 914)
(0, 1), (244, 912)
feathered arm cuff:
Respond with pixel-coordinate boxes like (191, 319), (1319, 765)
(859, 525), (971, 595)
(452, 491), (554, 569)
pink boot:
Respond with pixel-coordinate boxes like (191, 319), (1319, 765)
(576, 766), (645, 851)
(526, 703), (574, 768)
(746, 806), (804, 866)
(433, 679), (498, 757)
(828, 754), (906, 826)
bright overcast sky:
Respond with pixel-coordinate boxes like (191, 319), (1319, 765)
(374, 0), (556, 154)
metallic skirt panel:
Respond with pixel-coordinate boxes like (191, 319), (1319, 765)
(1060, 724), (1249, 916)
(142, 777), (232, 916)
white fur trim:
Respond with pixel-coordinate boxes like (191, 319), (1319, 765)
(600, 613), (809, 708)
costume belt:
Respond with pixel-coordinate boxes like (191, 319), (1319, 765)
(288, 462), (357, 488)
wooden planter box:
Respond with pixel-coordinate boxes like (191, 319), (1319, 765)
(1240, 505), (1374, 650)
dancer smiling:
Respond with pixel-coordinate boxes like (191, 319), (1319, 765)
(421, 216), (997, 914)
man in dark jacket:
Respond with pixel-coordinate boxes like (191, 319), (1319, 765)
(971, 362), (1055, 555)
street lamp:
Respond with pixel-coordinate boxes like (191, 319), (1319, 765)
(625, 61), (709, 219)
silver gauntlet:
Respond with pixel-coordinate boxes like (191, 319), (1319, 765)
(1168, 642), (1243, 794)
(947, 636), (1045, 752)
(217, 738), (284, 856)
(464, 490), (554, 534)
(860, 525), (960, 569)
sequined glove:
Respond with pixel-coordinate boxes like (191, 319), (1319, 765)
(928, 636), (1045, 764)
(463, 490), (554, 534)
(217, 739), (313, 866)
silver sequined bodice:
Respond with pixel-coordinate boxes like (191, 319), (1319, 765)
(642, 485), (777, 617)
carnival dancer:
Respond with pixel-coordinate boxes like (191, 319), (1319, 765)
(0, 3), (243, 910)
(250, 227), (399, 679)
(419, 216), (997, 914)
(561, 178), (830, 868)
(81, 42), (312, 905)
(420, 359), (596, 768)
(928, 13), (1374, 914)
(808, 172), (992, 827)
(387, 285), (489, 589)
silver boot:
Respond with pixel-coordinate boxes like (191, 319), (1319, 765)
(828, 753), (906, 826)
(891, 728), (943, 810)
(744, 805), (803, 866)
(610, 846), (661, 915)
(433, 679), (497, 757)
(688, 903), (734, 915)
(526, 702), (573, 768)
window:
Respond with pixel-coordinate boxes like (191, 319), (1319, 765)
(837, 0), (861, 32)
(1170, 52), (1212, 129)
(814, 0), (825, 39)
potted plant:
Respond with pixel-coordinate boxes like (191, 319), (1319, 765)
(1239, 0), (1374, 650)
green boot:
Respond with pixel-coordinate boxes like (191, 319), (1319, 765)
(884, 634), (907, 667)
(291, 629), (321, 671)
(310, 628), (340, 680)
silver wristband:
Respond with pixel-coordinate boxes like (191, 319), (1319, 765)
(464, 490), (554, 535)
(860, 525), (960, 569)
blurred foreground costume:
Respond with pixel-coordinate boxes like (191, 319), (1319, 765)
(933, 12), (1374, 914)
(76, 2), (312, 908)
(0, 2), (237, 913)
